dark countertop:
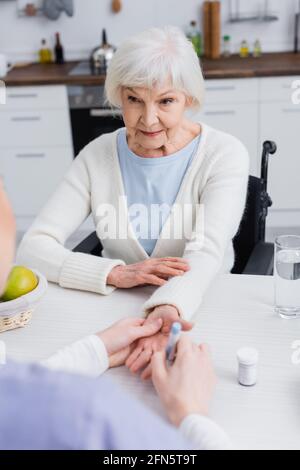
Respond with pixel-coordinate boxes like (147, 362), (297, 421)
(202, 52), (300, 79)
(4, 52), (300, 87)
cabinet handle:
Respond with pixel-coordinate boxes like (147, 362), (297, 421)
(7, 93), (39, 99)
(204, 110), (236, 116)
(206, 86), (236, 92)
(282, 108), (300, 113)
(11, 116), (41, 122)
(90, 109), (123, 117)
(15, 153), (46, 158)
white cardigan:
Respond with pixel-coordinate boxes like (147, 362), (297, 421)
(17, 122), (249, 320)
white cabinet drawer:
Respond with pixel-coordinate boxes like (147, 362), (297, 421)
(260, 76), (300, 103)
(204, 78), (259, 104)
(0, 109), (72, 147)
(3, 86), (68, 111)
(260, 103), (300, 211)
(2, 147), (73, 216)
(191, 103), (259, 176)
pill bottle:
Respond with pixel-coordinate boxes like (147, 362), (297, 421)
(237, 347), (259, 386)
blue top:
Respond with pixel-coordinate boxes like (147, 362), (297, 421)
(0, 361), (190, 450)
(117, 129), (201, 256)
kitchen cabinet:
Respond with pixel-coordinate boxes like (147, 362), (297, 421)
(4, 85), (69, 110)
(189, 78), (260, 177)
(259, 76), (297, 103)
(189, 76), (300, 228)
(204, 78), (259, 104)
(0, 109), (73, 148)
(0, 85), (73, 230)
(2, 147), (72, 217)
(259, 77), (300, 227)
(199, 103), (259, 176)
(1, 78), (300, 231)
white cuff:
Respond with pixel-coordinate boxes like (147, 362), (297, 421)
(88, 335), (110, 375)
(59, 252), (125, 295)
(141, 276), (202, 321)
(42, 335), (109, 378)
(179, 414), (233, 450)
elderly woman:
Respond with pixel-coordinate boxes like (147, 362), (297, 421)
(17, 26), (249, 377)
(0, 183), (231, 450)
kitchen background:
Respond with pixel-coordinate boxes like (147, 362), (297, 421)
(1, 0), (299, 61)
(1, 0), (300, 248)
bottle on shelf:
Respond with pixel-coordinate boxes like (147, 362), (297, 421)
(239, 40), (250, 58)
(186, 20), (203, 57)
(39, 39), (53, 64)
(54, 32), (65, 64)
(222, 35), (232, 57)
(253, 39), (262, 58)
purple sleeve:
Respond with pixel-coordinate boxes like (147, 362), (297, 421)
(0, 362), (191, 450)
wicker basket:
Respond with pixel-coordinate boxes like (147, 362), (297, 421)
(0, 270), (48, 333)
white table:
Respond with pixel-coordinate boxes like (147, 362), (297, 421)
(2, 274), (300, 450)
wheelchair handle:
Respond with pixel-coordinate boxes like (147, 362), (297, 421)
(261, 140), (277, 190)
(263, 141), (277, 155)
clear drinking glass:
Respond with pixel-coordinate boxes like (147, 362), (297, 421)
(274, 235), (300, 319)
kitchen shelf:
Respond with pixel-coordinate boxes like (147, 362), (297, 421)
(229, 15), (279, 23)
(229, 0), (279, 24)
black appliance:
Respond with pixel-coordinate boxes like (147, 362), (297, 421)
(68, 83), (124, 157)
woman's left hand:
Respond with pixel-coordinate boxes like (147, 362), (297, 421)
(125, 305), (193, 379)
(97, 317), (163, 368)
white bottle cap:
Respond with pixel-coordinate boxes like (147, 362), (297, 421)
(237, 347), (259, 386)
(237, 347), (259, 366)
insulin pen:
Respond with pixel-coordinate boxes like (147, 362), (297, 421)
(166, 322), (182, 363)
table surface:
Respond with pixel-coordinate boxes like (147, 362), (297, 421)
(2, 274), (300, 450)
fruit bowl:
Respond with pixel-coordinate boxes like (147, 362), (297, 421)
(0, 270), (48, 333)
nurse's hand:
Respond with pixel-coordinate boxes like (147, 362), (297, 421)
(151, 337), (216, 426)
(125, 305), (193, 379)
(97, 317), (163, 368)
(107, 257), (190, 289)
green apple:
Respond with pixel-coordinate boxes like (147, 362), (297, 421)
(1, 266), (38, 302)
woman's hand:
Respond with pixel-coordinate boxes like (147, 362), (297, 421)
(107, 257), (190, 289)
(145, 305), (193, 334)
(125, 305), (193, 379)
(97, 317), (162, 368)
(151, 336), (217, 427)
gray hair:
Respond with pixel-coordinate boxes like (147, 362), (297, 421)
(104, 26), (205, 111)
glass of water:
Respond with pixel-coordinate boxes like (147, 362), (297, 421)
(274, 235), (300, 319)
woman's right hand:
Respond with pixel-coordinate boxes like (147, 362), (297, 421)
(151, 336), (217, 427)
(107, 257), (190, 288)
